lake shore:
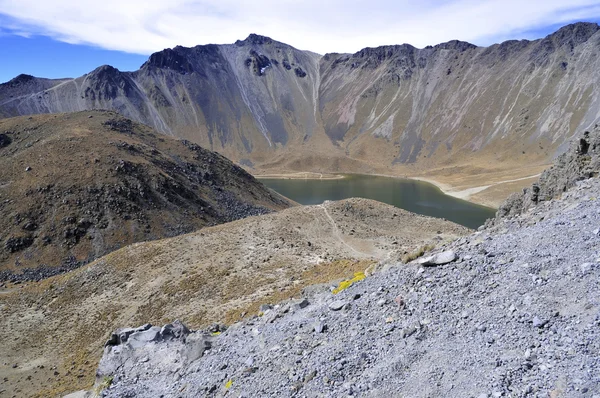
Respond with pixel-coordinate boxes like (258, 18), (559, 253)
(256, 171), (345, 180)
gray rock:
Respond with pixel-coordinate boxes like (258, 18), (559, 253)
(418, 250), (457, 266)
(313, 321), (327, 333)
(259, 304), (273, 312)
(127, 327), (161, 348)
(401, 326), (418, 338)
(185, 333), (212, 363)
(532, 316), (548, 328)
(160, 320), (189, 341)
(328, 300), (348, 311)
(294, 299), (310, 310)
(107, 324), (152, 346)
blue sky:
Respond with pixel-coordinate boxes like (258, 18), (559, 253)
(0, 35), (147, 83)
(1, 0), (600, 83)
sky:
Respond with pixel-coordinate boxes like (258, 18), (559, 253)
(1, 0), (600, 83)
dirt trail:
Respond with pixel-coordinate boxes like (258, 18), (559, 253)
(0, 198), (469, 398)
(318, 203), (376, 258)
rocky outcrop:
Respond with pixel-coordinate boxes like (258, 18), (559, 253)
(490, 126), (600, 224)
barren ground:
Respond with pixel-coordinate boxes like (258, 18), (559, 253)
(0, 198), (469, 398)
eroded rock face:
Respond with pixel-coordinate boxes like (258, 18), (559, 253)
(144, 48), (194, 74)
(2, 24), (600, 174)
(490, 126), (600, 224)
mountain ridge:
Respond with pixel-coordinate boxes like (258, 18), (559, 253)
(2, 22), (600, 206)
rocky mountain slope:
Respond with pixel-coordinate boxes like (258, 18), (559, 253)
(491, 124), (600, 222)
(2, 23), (600, 200)
(79, 132), (600, 398)
(0, 111), (291, 281)
(0, 198), (468, 397)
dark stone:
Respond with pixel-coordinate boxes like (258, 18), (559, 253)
(103, 118), (134, 134)
(247, 50), (272, 76)
(5, 236), (34, 253)
(0, 133), (12, 148)
(578, 136), (590, 155)
(294, 67), (307, 78)
(144, 48), (194, 74)
(22, 221), (38, 231)
(160, 320), (190, 340)
(282, 60), (292, 70)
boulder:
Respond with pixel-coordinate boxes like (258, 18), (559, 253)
(160, 320), (190, 341)
(328, 300), (348, 311)
(417, 250), (457, 266)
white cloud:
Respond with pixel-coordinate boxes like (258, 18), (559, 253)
(0, 0), (599, 55)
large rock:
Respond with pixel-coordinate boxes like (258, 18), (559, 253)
(417, 250), (457, 266)
(95, 321), (209, 395)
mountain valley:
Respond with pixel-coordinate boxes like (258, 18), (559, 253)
(0, 20), (600, 398)
(3, 23), (600, 205)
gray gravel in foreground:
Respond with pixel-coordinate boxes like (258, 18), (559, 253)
(89, 176), (600, 398)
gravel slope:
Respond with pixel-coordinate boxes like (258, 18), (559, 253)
(0, 198), (468, 398)
(89, 174), (600, 398)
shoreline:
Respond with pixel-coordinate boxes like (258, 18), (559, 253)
(255, 172), (345, 180)
(251, 170), (543, 209)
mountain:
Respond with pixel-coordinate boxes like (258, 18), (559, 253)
(0, 111), (291, 281)
(0, 198), (469, 397)
(2, 23), (600, 203)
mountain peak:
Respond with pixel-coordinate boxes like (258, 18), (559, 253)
(89, 64), (121, 75)
(236, 33), (274, 46)
(2, 74), (36, 87)
(142, 48), (194, 74)
(548, 21), (600, 46)
(434, 39), (478, 51)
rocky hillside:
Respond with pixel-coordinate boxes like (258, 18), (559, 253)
(79, 141), (600, 398)
(0, 198), (468, 397)
(491, 124), (600, 222)
(1, 24), (599, 193)
(0, 111), (291, 281)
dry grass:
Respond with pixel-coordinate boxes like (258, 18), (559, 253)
(223, 259), (376, 324)
(401, 243), (436, 264)
(0, 198), (470, 398)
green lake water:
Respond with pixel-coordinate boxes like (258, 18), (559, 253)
(259, 174), (496, 229)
